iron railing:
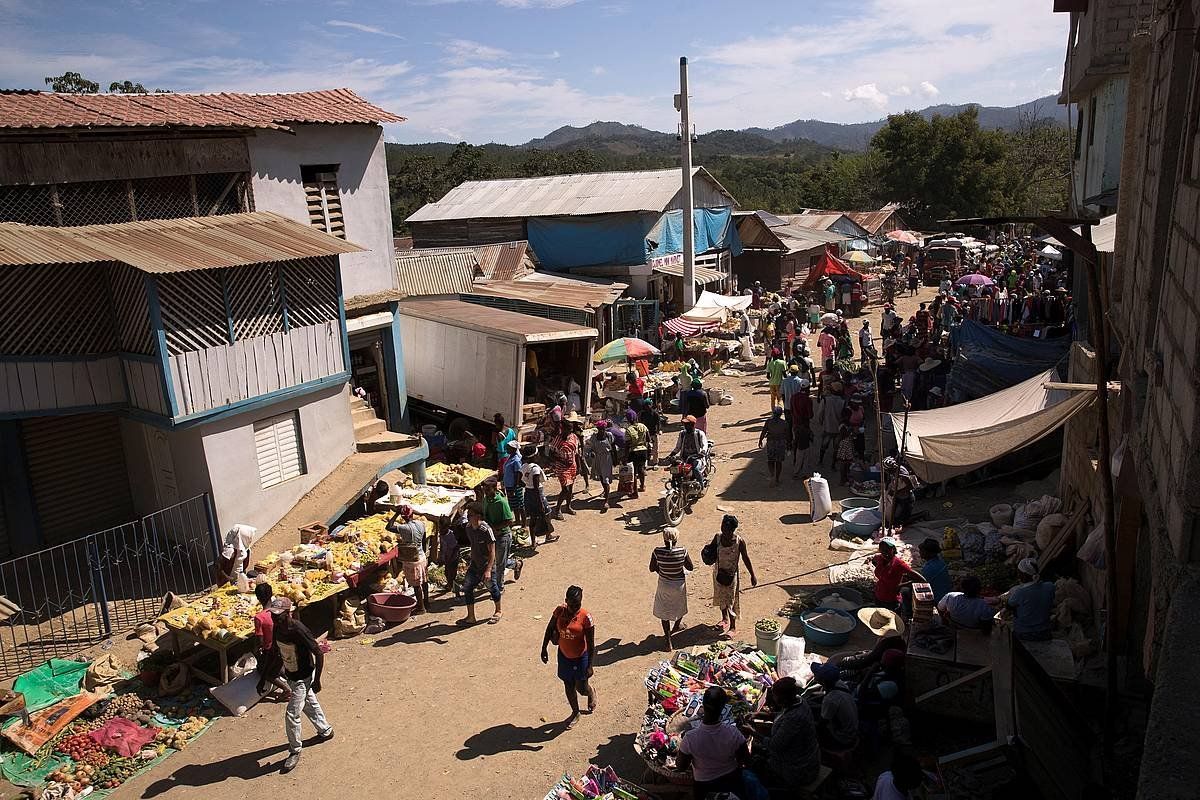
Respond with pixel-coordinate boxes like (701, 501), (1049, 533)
(0, 494), (218, 678)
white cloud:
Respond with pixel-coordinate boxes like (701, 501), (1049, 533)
(843, 83), (889, 109)
(892, 85), (912, 96)
(591, 66), (607, 76)
(443, 38), (511, 64)
(325, 20), (404, 40)
(919, 80), (940, 97)
(497, 0), (581, 7)
(819, 90), (832, 98)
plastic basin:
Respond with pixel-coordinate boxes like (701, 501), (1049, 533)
(839, 507), (882, 537)
(367, 592), (417, 624)
(801, 607), (857, 647)
(840, 496), (881, 513)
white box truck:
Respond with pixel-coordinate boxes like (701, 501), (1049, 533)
(397, 298), (598, 426)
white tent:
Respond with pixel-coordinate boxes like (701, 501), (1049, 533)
(1041, 244), (1062, 260)
(662, 290), (752, 334)
(892, 370), (1093, 483)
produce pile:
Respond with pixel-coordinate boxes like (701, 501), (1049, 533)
(425, 462), (494, 489)
(16, 689), (216, 795)
(637, 643), (775, 777)
(161, 513), (397, 641)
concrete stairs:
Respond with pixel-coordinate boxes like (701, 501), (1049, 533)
(350, 395), (419, 453)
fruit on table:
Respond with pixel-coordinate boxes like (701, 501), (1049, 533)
(426, 463), (493, 488)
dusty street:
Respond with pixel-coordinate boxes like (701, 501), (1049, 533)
(117, 287), (960, 800)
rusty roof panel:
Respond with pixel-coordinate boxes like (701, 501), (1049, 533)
(0, 89), (404, 131)
(474, 241), (532, 281)
(393, 248), (480, 296)
(0, 211), (364, 272)
(465, 278), (626, 311)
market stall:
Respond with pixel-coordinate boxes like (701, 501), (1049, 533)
(634, 643), (776, 787)
(544, 764), (661, 800)
(0, 659), (217, 797)
(159, 511), (412, 684)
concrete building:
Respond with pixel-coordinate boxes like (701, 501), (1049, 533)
(1053, 2), (1200, 795)
(1058, 0), (1155, 215)
(0, 90), (421, 556)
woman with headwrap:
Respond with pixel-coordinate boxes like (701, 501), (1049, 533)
(706, 515), (758, 638)
(649, 527), (693, 651)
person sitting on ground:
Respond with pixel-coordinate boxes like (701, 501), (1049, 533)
(1005, 558), (1056, 641)
(810, 662), (859, 751)
(750, 676), (821, 791)
(882, 457), (923, 529)
(872, 748), (927, 800)
(937, 575), (996, 632)
(676, 686), (751, 799)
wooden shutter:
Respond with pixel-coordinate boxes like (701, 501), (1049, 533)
(253, 412), (305, 489)
(302, 171), (344, 239)
(22, 414), (134, 546)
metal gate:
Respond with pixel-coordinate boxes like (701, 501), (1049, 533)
(0, 494), (218, 679)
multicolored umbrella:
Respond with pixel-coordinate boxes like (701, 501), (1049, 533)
(844, 250), (877, 264)
(886, 230), (920, 245)
(593, 337), (661, 363)
(955, 273), (994, 287)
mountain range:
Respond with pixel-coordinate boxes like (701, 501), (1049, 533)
(518, 94), (1062, 155)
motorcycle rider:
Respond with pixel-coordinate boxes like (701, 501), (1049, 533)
(667, 415), (710, 485)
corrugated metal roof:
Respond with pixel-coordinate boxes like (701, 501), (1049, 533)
(398, 298), (598, 343)
(0, 89), (405, 132)
(466, 278), (626, 311)
(651, 263), (726, 284)
(846, 204), (903, 234)
(407, 167), (734, 222)
(394, 248), (480, 296)
(775, 225), (849, 254)
(791, 213), (846, 231)
(475, 241), (533, 281)
(0, 211), (365, 272)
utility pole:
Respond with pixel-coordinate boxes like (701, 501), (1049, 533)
(677, 56), (696, 309)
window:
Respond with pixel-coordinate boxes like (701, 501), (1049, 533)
(301, 164), (344, 239)
(1087, 97), (1097, 148)
(253, 412), (305, 489)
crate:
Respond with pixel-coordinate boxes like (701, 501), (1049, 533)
(299, 522), (327, 544)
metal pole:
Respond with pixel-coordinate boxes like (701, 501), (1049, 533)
(873, 353), (888, 528)
(1079, 225), (1119, 753)
(679, 56), (696, 310)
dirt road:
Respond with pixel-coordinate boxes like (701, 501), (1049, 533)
(118, 288), (947, 800)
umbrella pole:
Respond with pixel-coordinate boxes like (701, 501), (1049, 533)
(873, 351), (888, 531)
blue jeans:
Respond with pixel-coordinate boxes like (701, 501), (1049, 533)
(462, 533), (509, 604)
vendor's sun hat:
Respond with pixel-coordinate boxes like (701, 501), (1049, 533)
(788, 364), (800, 374)
(918, 358), (943, 372)
(858, 607), (906, 637)
(683, 415), (698, 424)
(564, 412), (586, 424)
(505, 439), (520, 452)
(268, 597), (294, 616)
(1017, 557), (1039, 576)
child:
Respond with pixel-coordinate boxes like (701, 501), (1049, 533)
(834, 424), (856, 485)
(253, 582), (292, 700)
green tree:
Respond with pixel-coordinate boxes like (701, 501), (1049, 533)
(871, 107), (1007, 227)
(109, 80), (148, 93)
(44, 71), (99, 93)
(993, 109), (1071, 216)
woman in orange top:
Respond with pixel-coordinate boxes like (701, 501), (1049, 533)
(540, 585), (596, 728)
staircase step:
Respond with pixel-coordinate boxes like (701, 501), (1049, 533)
(355, 431), (421, 453)
(352, 405), (378, 423)
(349, 396), (372, 411)
(353, 418), (387, 440)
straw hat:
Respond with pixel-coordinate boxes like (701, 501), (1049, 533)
(563, 412), (586, 424)
(858, 607), (906, 637)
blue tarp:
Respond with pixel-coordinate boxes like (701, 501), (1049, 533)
(528, 212), (655, 270)
(947, 320), (1070, 401)
(646, 207), (743, 261)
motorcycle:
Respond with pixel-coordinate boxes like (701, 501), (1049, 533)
(659, 448), (716, 525)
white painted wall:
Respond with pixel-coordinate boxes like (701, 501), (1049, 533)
(247, 124), (398, 300)
(197, 383), (356, 536)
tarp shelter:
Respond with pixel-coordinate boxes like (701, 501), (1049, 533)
(893, 370), (1094, 483)
(947, 320), (1071, 401)
(662, 290), (752, 335)
(646, 208), (743, 261)
(803, 246), (863, 288)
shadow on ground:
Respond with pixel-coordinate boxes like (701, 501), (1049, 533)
(141, 742), (293, 796)
(456, 718), (572, 760)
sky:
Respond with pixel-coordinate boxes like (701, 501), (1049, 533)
(1, 0), (1070, 145)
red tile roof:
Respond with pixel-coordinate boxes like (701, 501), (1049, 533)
(0, 89), (405, 132)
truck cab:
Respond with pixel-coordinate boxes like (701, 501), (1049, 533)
(923, 246), (961, 286)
